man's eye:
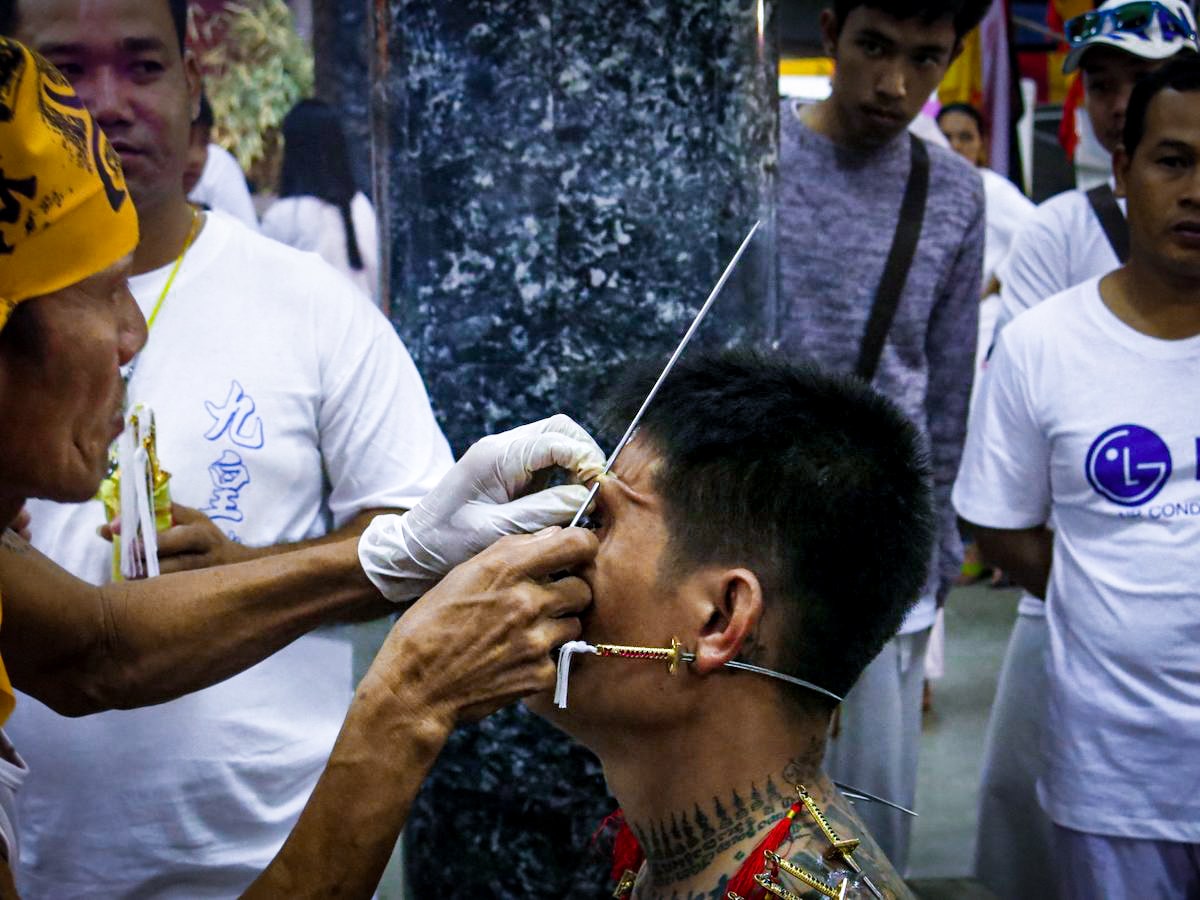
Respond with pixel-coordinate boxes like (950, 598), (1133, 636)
(1159, 155), (1189, 169)
(131, 60), (164, 76)
(858, 38), (885, 57)
(52, 62), (84, 78)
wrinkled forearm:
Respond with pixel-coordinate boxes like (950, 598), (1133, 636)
(2, 534), (379, 716)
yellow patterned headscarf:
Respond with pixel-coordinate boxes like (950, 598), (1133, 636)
(0, 38), (139, 333)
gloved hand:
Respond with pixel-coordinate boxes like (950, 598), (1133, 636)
(359, 414), (605, 603)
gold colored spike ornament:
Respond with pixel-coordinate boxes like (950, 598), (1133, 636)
(592, 637), (686, 674)
(553, 637), (842, 710)
(797, 785), (861, 858)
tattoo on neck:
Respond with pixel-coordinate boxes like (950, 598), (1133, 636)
(632, 776), (792, 886)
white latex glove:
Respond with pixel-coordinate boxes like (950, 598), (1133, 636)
(359, 414), (605, 603)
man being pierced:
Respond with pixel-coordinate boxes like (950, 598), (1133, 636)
(530, 351), (933, 899)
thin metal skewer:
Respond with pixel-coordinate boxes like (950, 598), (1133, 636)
(568, 220), (762, 527)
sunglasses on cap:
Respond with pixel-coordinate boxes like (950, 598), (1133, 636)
(1066, 1), (1197, 46)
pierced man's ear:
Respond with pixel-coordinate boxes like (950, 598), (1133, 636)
(690, 568), (764, 675)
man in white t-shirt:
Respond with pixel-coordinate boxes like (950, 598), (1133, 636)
(970, 5), (1198, 897)
(3, 0), (452, 895)
(954, 58), (1200, 898)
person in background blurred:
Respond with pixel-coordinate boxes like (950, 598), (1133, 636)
(937, 102), (1034, 294)
(186, 93), (259, 229)
(936, 102), (1033, 601)
(261, 99), (380, 302)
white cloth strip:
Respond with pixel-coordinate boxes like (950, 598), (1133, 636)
(554, 641), (597, 709)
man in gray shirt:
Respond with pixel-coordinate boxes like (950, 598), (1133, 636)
(777, 0), (987, 871)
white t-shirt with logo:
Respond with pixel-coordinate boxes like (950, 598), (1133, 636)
(993, 184), (1125, 619)
(953, 278), (1200, 842)
(9, 211), (453, 897)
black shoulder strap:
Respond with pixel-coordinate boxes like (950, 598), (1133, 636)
(1086, 183), (1130, 264)
(855, 134), (931, 383)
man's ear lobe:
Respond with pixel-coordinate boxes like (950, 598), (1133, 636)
(691, 569), (764, 675)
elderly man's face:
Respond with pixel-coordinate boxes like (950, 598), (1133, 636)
(0, 258), (146, 504)
(528, 438), (700, 734)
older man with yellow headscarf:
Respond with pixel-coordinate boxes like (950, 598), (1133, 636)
(0, 37), (603, 896)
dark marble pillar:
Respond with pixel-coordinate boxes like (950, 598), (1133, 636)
(369, 2), (779, 897)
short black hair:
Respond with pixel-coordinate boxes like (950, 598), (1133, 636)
(0, 0), (188, 53)
(1123, 54), (1200, 157)
(600, 350), (934, 704)
(832, 0), (991, 40)
(937, 101), (985, 134)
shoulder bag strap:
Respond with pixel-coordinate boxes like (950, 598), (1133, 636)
(855, 133), (931, 382)
(1086, 183), (1130, 264)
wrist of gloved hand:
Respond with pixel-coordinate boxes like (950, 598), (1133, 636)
(358, 415), (604, 604)
(359, 480), (596, 604)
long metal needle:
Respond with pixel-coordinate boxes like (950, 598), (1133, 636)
(568, 220), (762, 527)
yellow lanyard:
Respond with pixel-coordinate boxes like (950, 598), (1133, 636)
(144, 206), (202, 332)
(122, 208), (202, 394)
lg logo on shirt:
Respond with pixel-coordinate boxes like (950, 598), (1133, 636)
(1085, 424), (1172, 507)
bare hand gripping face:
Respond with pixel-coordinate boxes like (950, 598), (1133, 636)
(0, 415), (601, 897)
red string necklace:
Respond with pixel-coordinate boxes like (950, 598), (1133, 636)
(607, 800), (804, 899)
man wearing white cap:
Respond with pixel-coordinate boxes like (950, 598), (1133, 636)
(970, 3), (1198, 898)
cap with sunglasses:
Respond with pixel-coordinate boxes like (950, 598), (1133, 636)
(1063, 0), (1200, 73)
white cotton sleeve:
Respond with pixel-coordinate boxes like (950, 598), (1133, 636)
(995, 202), (1072, 334)
(953, 329), (1052, 530)
(313, 276), (453, 526)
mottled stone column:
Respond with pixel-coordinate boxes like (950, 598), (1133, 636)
(370, 2), (778, 896)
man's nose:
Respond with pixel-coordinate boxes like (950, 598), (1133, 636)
(77, 68), (135, 128)
(876, 63), (907, 101)
(117, 283), (147, 365)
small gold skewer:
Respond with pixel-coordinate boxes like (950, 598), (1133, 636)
(592, 637), (685, 674)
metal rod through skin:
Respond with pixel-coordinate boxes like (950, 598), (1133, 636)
(568, 220), (762, 527)
(677, 652), (844, 705)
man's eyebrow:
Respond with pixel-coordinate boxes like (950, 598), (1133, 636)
(855, 27), (895, 47)
(37, 42), (86, 57)
(38, 37), (169, 56)
(1151, 138), (1197, 154)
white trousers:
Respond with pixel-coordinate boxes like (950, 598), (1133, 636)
(1054, 825), (1200, 900)
(973, 612), (1055, 899)
(824, 628), (930, 873)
